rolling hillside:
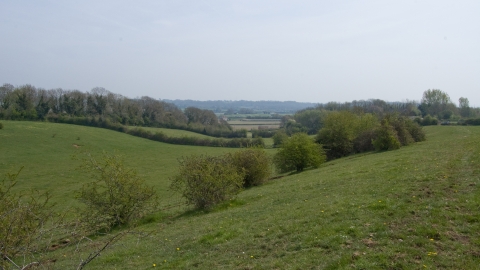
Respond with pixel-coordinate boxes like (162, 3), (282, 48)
(0, 121), (253, 210)
(1, 121), (480, 269)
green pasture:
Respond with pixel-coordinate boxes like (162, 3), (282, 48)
(228, 120), (281, 131)
(139, 127), (215, 140)
(2, 122), (480, 269)
(0, 121), (268, 210)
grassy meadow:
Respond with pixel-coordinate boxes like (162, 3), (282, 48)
(228, 119), (281, 130)
(0, 121), (255, 211)
(140, 126), (216, 140)
(1, 121), (480, 269)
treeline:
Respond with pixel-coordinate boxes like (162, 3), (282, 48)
(0, 83), (247, 138)
(274, 89), (479, 137)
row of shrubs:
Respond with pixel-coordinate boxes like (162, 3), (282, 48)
(459, 118), (480, 126)
(414, 115), (439, 126)
(314, 112), (426, 160)
(251, 128), (277, 138)
(45, 115), (264, 148)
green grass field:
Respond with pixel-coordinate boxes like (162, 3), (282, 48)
(140, 126), (215, 140)
(0, 121), (255, 211)
(228, 120), (281, 130)
(2, 121), (480, 269)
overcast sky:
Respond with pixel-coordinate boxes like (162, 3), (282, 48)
(1, 1), (479, 105)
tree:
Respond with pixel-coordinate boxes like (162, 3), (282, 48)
(77, 152), (159, 231)
(273, 133), (326, 173)
(170, 154), (244, 209)
(294, 109), (326, 134)
(272, 129), (288, 147)
(459, 97), (471, 118)
(420, 89), (456, 119)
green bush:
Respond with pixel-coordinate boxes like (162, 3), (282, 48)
(353, 130), (377, 153)
(316, 111), (358, 159)
(386, 114), (414, 146)
(228, 148), (271, 187)
(0, 168), (54, 268)
(421, 115), (439, 126)
(170, 155), (244, 209)
(372, 119), (401, 151)
(77, 153), (159, 231)
(274, 133), (326, 173)
(405, 119), (426, 142)
(272, 129), (288, 147)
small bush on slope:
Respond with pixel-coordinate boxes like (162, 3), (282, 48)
(274, 133), (326, 173)
(228, 148), (271, 187)
(0, 168), (55, 269)
(77, 152), (159, 231)
(170, 154), (244, 209)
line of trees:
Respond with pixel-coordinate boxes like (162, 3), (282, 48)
(281, 89), (480, 136)
(0, 83), (246, 138)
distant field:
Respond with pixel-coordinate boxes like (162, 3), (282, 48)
(139, 126), (214, 139)
(228, 119), (281, 130)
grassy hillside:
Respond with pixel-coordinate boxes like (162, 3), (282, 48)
(0, 121), (257, 210)
(2, 122), (480, 269)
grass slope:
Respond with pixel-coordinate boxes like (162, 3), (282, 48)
(2, 122), (480, 269)
(86, 126), (480, 269)
(0, 121), (250, 210)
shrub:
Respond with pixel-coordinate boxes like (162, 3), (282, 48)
(405, 119), (426, 142)
(228, 148), (271, 187)
(372, 119), (401, 151)
(0, 168), (54, 268)
(464, 118), (480, 126)
(316, 111), (358, 159)
(77, 153), (159, 231)
(386, 114), (414, 146)
(353, 130), (377, 153)
(421, 115), (439, 126)
(251, 129), (276, 138)
(272, 129), (288, 147)
(170, 155), (244, 209)
(274, 133), (326, 173)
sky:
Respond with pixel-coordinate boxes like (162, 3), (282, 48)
(1, 1), (479, 105)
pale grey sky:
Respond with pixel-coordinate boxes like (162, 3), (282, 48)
(1, 1), (479, 105)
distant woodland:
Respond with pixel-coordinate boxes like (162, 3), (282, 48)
(1, 84), (479, 143)
(0, 83), (247, 137)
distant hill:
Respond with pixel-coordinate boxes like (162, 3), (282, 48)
(162, 99), (318, 113)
